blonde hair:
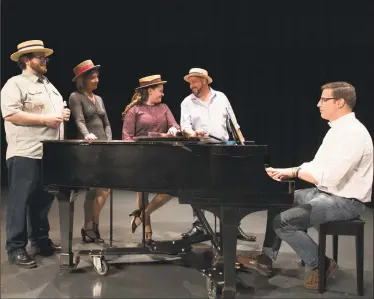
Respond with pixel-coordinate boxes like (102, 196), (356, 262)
(122, 90), (143, 118)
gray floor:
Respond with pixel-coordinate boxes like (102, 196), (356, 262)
(1, 189), (373, 298)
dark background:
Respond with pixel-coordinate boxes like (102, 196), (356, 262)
(1, 0), (374, 207)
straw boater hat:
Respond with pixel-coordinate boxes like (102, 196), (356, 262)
(72, 60), (101, 82)
(10, 40), (54, 62)
(135, 75), (167, 90)
(184, 68), (213, 84)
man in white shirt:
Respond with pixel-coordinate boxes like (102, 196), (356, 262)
(1, 40), (70, 268)
(238, 81), (373, 290)
(180, 67), (254, 241)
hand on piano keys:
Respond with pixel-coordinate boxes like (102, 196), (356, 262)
(266, 167), (293, 181)
(167, 126), (180, 136)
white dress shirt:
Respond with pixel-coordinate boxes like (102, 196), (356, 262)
(300, 112), (373, 203)
(180, 88), (239, 141)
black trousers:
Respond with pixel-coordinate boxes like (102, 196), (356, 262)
(6, 156), (54, 254)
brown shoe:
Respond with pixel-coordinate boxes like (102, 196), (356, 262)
(304, 258), (338, 290)
(237, 253), (273, 277)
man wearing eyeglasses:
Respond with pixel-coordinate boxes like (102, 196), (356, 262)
(0, 40), (70, 268)
(237, 82), (373, 290)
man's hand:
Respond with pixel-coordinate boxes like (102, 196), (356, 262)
(41, 115), (63, 129)
(266, 167), (293, 181)
(62, 108), (70, 121)
(84, 133), (98, 140)
(195, 128), (208, 137)
(167, 126), (179, 136)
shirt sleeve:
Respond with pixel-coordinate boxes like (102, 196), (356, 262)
(122, 107), (136, 140)
(68, 93), (90, 137)
(180, 100), (192, 131)
(0, 79), (23, 118)
(301, 135), (365, 187)
(165, 105), (180, 130)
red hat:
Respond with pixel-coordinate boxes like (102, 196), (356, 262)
(72, 59), (101, 82)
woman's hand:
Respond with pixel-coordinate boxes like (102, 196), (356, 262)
(84, 133), (98, 140)
(167, 126), (179, 136)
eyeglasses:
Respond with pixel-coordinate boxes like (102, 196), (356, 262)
(32, 56), (49, 63)
(319, 97), (340, 103)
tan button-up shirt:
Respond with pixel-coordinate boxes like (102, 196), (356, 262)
(1, 70), (64, 160)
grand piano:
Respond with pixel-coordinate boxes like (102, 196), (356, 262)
(41, 137), (295, 299)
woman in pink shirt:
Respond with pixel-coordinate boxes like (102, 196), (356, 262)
(122, 75), (180, 244)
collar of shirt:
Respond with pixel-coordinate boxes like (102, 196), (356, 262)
(21, 70), (49, 84)
(328, 112), (356, 128)
(191, 87), (217, 104)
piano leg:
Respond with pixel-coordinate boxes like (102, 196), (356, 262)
(57, 187), (78, 269)
(220, 207), (240, 299)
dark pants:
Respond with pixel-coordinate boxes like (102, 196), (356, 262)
(6, 156), (54, 255)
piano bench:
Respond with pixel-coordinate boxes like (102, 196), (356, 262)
(300, 218), (365, 296)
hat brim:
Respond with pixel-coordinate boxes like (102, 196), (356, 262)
(72, 65), (101, 82)
(184, 73), (213, 84)
(10, 48), (54, 62)
(135, 80), (167, 90)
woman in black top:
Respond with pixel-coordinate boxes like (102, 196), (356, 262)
(69, 59), (112, 243)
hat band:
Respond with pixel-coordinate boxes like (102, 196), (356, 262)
(189, 72), (207, 76)
(74, 64), (96, 76)
(139, 78), (163, 87)
(17, 43), (44, 51)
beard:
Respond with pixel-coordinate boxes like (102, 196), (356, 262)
(30, 61), (47, 75)
(192, 86), (203, 97)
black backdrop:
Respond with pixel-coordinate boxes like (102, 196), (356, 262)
(1, 0), (373, 207)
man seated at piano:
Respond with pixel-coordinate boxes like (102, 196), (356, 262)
(69, 59), (112, 243)
(238, 82), (373, 290)
(180, 67), (254, 241)
(122, 74), (181, 244)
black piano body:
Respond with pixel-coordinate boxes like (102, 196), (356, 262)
(42, 139), (294, 299)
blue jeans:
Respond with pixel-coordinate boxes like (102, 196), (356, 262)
(269, 187), (365, 269)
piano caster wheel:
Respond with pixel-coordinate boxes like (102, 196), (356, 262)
(206, 277), (223, 299)
(92, 256), (109, 276)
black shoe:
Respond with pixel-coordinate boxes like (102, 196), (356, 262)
(9, 251), (37, 269)
(129, 209), (142, 234)
(181, 223), (204, 239)
(237, 227), (256, 242)
(27, 238), (59, 256)
(48, 239), (62, 251)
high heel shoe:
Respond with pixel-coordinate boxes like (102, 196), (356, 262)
(129, 209), (142, 233)
(81, 228), (97, 243)
(93, 223), (104, 243)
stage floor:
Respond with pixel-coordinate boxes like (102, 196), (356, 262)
(1, 189), (373, 298)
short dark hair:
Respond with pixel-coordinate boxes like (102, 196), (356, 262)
(321, 81), (356, 109)
(17, 53), (34, 70)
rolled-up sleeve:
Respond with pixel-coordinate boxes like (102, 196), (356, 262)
(0, 80), (23, 118)
(180, 100), (192, 131)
